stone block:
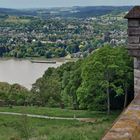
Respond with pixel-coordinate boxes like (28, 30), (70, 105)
(134, 69), (140, 78)
(134, 58), (139, 69)
(134, 85), (140, 91)
(128, 49), (140, 57)
(128, 36), (139, 44)
(135, 88), (140, 96)
(134, 58), (138, 69)
(134, 78), (138, 85)
(128, 28), (140, 35)
(128, 20), (140, 27)
(128, 44), (140, 48)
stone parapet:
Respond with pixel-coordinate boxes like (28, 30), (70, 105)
(102, 94), (140, 140)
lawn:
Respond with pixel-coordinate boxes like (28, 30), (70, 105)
(0, 106), (119, 118)
(0, 106), (120, 140)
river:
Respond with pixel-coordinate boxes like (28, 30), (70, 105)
(0, 59), (64, 89)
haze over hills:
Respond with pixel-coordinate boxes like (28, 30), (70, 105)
(0, 6), (132, 18)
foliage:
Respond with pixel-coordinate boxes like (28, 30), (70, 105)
(32, 46), (133, 111)
(0, 82), (30, 106)
(0, 46), (133, 111)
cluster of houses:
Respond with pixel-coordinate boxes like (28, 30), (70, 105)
(0, 12), (127, 58)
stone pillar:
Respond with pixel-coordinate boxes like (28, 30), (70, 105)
(125, 6), (140, 96)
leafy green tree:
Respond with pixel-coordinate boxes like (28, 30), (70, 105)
(32, 68), (61, 107)
(78, 45), (133, 113)
(114, 47), (133, 108)
(62, 61), (82, 109)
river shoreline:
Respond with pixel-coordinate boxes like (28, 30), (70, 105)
(0, 58), (64, 89)
(0, 57), (78, 63)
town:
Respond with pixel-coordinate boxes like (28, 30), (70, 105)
(0, 9), (127, 58)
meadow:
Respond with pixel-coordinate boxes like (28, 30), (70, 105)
(0, 106), (120, 140)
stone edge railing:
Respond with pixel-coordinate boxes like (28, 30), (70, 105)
(102, 94), (140, 140)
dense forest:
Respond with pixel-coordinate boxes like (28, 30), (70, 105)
(0, 45), (134, 114)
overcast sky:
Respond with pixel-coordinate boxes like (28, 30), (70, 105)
(0, 0), (140, 9)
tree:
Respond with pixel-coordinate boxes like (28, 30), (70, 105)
(78, 45), (131, 114)
(114, 47), (133, 108)
(32, 68), (61, 107)
(62, 61), (82, 109)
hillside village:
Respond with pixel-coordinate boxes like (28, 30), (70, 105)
(0, 12), (127, 58)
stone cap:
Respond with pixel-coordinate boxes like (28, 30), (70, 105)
(125, 6), (140, 19)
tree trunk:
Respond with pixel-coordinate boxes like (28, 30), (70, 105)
(73, 94), (79, 110)
(107, 86), (110, 115)
(123, 87), (128, 109)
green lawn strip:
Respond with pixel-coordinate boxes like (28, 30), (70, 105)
(0, 113), (117, 140)
(0, 106), (120, 118)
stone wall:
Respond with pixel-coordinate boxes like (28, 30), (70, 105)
(102, 94), (140, 140)
(134, 58), (140, 96)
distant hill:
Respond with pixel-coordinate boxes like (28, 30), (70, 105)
(65, 6), (132, 18)
(0, 6), (132, 18)
(0, 8), (37, 16)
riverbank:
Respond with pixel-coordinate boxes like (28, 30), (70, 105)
(0, 58), (64, 89)
(0, 56), (78, 63)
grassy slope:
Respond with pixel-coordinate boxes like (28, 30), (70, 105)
(0, 107), (120, 140)
(0, 106), (119, 118)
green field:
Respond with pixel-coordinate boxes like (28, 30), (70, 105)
(0, 107), (120, 140)
(5, 16), (30, 23)
(0, 106), (118, 118)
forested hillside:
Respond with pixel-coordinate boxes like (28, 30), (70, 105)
(0, 46), (134, 113)
(31, 46), (134, 113)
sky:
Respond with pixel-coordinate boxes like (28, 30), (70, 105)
(0, 0), (140, 9)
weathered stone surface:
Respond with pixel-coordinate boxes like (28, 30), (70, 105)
(134, 87), (140, 96)
(128, 28), (140, 36)
(128, 36), (140, 44)
(134, 77), (140, 86)
(134, 69), (140, 96)
(134, 69), (140, 78)
(128, 20), (140, 27)
(133, 95), (140, 105)
(134, 79), (140, 86)
(128, 44), (140, 48)
(102, 94), (140, 140)
(135, 89), (140, 96)
(128, 49), (140, 57)
(134, 58), (140, 69)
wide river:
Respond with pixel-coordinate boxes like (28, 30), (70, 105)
(0, 59), (64, 90)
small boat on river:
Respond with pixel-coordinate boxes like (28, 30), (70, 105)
(30, 60), (56, 64)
